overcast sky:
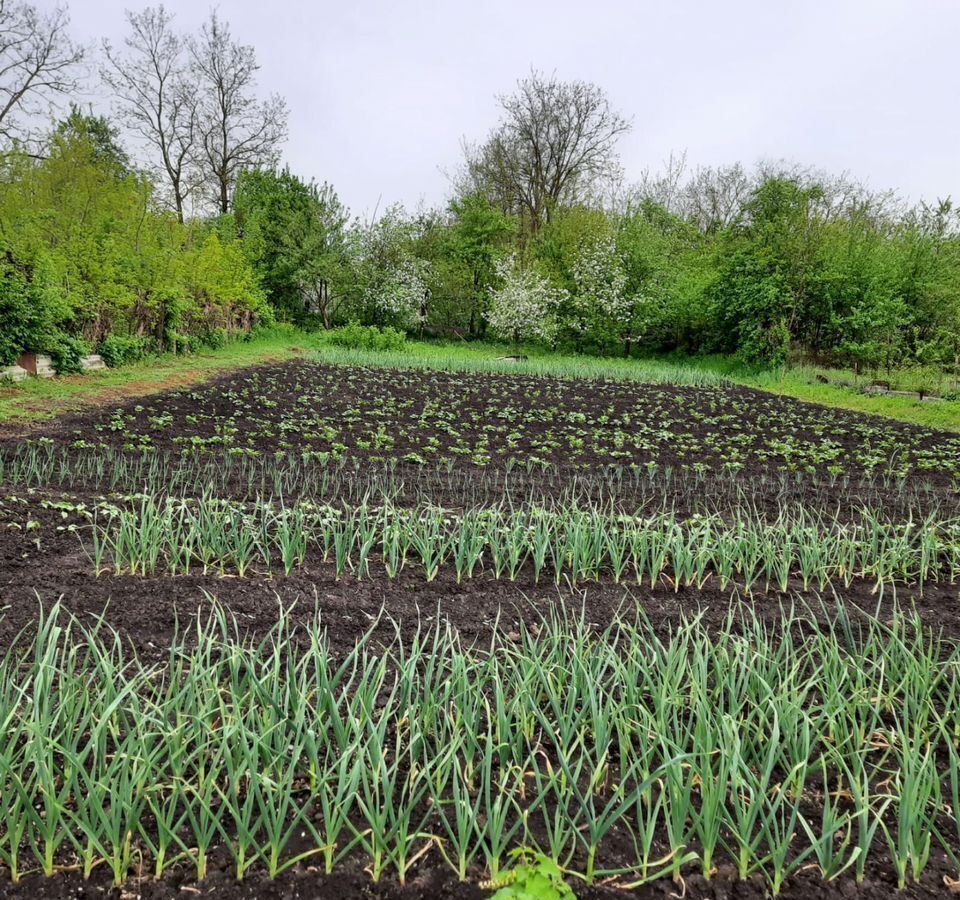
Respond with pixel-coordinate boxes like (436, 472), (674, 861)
(64, 0), (958, 218)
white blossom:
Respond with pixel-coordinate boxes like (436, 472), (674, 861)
(372, 257), (432, 324)
(572, 237), (648, 341)
(487, 256), (562, 345)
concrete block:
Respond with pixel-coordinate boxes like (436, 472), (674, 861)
(16, 353), (55, 378)
(0, 365), (28, 382)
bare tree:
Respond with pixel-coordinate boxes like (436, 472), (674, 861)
(0, 0), (83, 147)
(629, 151), (689, 213)
(189, 11), (287, 214)
(102, 6), (196, 222)
(464, 71), (631, 234)
(680, 162), (753, 232)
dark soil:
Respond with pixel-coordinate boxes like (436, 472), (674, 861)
(2, 491), (959, 659)
(1, 360), (959, 900)
(0, 855), (956, 900)
(7, 360), (960, 485)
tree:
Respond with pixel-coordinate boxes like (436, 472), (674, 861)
(446, 192), (515, 336)
(189, 11), (288, 214)
(616, 200), (713, 352)
(572, 237), (646, 357)
(344, 206), (431, 329)
(487, 255), (562, 350)
(463, 71), (630, 236)
(54, 105), (131, 176)
(0, 0), (83, 147)
(102, 5), (197, 222)
(234, 168), (347, 325)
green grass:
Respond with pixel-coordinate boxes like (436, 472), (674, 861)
(308, 335), (727, 386)
(0, 327), (310, 426)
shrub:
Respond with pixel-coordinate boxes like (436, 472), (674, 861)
(46, 332), (90, 375)
(199, 327), (228, 350)
(327, 322), (407, 352)
(165, 330), (196, 355)
(98, 334), (147, 368)
(0, 251), (65, 366)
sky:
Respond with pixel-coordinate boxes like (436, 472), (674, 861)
(63, 0), (959, 219)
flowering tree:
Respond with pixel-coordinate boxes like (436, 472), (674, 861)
(346, 206), (431, 328)
(487, 256), (562, 350)
(573, 237), (648, 356)
(375, 256), (432, 328)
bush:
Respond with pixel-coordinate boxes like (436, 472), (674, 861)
(199, 327), (228, 350)
(0, 252), (64, 366)
(165, 330), (196, 355)
(47, 332), (90, 375)
(98, 334), (147, 368)
(327, 322), (407, 352)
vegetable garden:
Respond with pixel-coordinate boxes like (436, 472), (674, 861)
(0, 354), (958, 900)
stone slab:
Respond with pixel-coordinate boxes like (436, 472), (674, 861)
(80, 354), (106, 371)
(0, 365), (28, 382)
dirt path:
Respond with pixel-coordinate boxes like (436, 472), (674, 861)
(0, 347), (300, 439)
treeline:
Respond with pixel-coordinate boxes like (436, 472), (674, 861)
(0, 4), (282, 370)
(167, 72), (960, 374)
(2, 3), (959, 372)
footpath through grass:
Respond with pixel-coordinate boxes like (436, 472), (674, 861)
(0, 327), (308, 428)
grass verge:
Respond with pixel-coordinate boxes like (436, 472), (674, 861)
(0, 327), (309, 428)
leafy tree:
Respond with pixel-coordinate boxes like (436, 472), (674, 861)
(572, 237), (646, 357)
(445, 191), (515, 336)
(54, 105), (131, 175)
(343, 207), (431, 329)
(616, 200), (713, 351)
(234, 167), (347, 324)
(532, 205), (610, 350)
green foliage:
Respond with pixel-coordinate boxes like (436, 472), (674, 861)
(47, 332), (91, 375)
(444, 192), (516, 335)
(0, 251), (64, 365)
(486, 852), (574, 900)
(341, 206), (431, 329)
(326, 323), (407, 352)
(0, 123), (267, 364)
(234, 168), (347, 325)
(98, 334), (147, 368)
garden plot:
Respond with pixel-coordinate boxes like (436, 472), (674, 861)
(32, 359), (960, 481)
(0, 357), (958, 900)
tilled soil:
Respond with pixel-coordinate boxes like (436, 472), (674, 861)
(1, 360), (959, 900)
(0, 485), (958, 900)
(7, 359), (960, 484)
(0, 856), (956, 900)
(2, 492), (959, 658)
